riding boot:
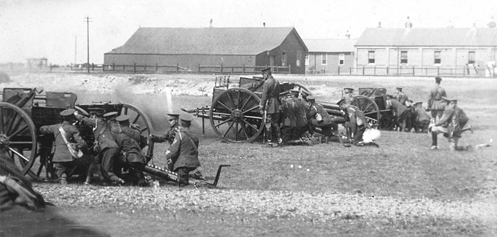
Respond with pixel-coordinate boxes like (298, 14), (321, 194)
(431, 132), (438, 149)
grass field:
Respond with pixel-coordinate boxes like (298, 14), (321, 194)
(4, 73), (497, 236)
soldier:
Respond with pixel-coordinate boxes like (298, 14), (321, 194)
(386, 95), (410, 132)
(166, 114), (201, 187)
(279, 91), (298, 143)
(76, 111), (124, 185)
(0, 134), (46, 211)
(151, 113), (180, 170)
(343, 88), (355, 107)
(393, 87), (409, 105)
(112, 115), (148, 186)
(39, 109), (89, 185)
(338, 99), (371, 146)
(259, 67), (282, 147)
(430, 98), (471, 151)
(427, 76), (447, 122)
(413, 102), (430, 132)
(307, 96), (344, 143)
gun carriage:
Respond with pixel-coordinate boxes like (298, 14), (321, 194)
(184, 76), (385, 142)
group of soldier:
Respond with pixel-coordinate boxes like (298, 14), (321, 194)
(259, 67), (375, 147)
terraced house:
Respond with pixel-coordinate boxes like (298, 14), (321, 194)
(354, 26), (497, 76)
(304, 38), (356, 75)
(104, 27), (308, 74)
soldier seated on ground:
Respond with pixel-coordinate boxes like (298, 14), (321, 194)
(39, 109), (92, 185)
(0, 134), (46, 212)
(413, 102), (430, 133)
(429, 97), (472, 151)
(337, 99), (377, 147)
(111, 115), (148, 186)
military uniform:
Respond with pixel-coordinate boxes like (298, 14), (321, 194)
(388, 98), (410, 132)
(343, 105), (370, 145)
(280, 93), (298, 143)
(40, 109), (89, 184)
(151, 113), (180, 170)
(393, 87), (409, 105)
(166, 116), (201, 186)
(343, 88), (355, 107)
(77, 111), (123, 184)
(259, 68), (281, 145)
(431, 99), (469, 151)
(427, 77), (447, 121)
(413, 102), (430, 132)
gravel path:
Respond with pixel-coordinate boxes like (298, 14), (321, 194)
(36, 184), (496, 225)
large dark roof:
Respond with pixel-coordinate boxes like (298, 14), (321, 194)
(107, 27), (304, 55)
(304, 39), (357, 52)
(356, 28), (497, 47)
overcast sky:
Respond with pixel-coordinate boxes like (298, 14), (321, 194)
(0, 0), (495, 64)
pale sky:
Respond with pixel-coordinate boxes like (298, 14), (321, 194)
(0, 0), (495, 64)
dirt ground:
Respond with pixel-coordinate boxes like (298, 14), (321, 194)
(1, 72), (497, 237)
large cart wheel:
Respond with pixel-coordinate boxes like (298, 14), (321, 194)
(353, 95), (381, 127)
(120, 103), (154, 138)
(0, 102), (39, 179)
(210, 88), (264, 142)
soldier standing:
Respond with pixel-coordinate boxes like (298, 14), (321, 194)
(166, 115), (201, 187)
(39, 109), (88, 185)
(112, 115), (147, 186)
(259, 67), (282, 147)
(427, 77), (447, 122)
(430, 98), (471, 151)
(76, 111), (124, 184)
(343, 88), (355, 106)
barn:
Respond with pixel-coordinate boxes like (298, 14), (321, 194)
(104, 27), (308, 74)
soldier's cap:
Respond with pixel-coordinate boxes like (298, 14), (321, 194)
(60, 108), (76, 117)
(307, 96), (316, 101)
(103, 111), (118, 119)
(344, 87), (354, 92)
(167, 113), (180, 120)
(180, 114), (194, 125)
(435, 76), (442, 83)
(116, 115), (131, 122)
(396, 87), (403, 91)
(414, 101), (423, 106)
(261, 67), (271, 73)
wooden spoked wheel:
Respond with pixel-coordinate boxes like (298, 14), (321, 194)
(0, 102), (40, 179)
(210, 88), (264, 142)
(353, 95), (381, 127)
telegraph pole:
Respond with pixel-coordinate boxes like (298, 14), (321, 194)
(85, 16), (92, 73)
(74, 36), (77, 66)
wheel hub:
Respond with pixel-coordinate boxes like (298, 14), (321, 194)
(231, 109), (243, 121)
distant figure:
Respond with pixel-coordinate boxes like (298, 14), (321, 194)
(488, 16), (496, 28)
(427, 76), (447, 122)
(405, 16), (413, 28)
(343, 87), (355, 107)
(151, 113), (180, 171)
(378, 21), (382, 28)
(386, 95), (410, 132)
(430, 98), (472, 151)
(393, 87), (409, 105)
(413, 102), (430, 133)
(486, 61), (496, 77)
(259, 67), (282, 147)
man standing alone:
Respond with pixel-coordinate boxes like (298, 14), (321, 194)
(259, 67), (281, 147)
(427, 77), (447, 122)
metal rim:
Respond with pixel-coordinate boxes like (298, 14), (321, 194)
(0, 102), (38, 178)
(353, 95), (381, 127)
(209, 88), (264, 142)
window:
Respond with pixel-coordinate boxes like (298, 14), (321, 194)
(305, 54), (309, 66)
(368, 51), (375, 64)
(339, 54), (345, 65)
(281, 51), (287, 66)
(321, 53), (327, 65)
(400, 51), (408, 64)
(434, 51), (441, 64)
(296, 51), (302, 67)
(468, 51), (475, 64)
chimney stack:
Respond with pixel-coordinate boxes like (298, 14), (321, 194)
(263, 22), (266, 27)
(378, 21), (382, 28)
(210, 19), (213, 28)
(404, 16), (412, 28)
(488, 16), (496, 28)
(345, 30), (350, 39)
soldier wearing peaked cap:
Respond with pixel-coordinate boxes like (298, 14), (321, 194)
(430, 98), (471, 151)
(166, 113), (202, 187)
(413, 101), (430, 132)
(393, 87), (409, 105)
(259, 66), (282, 146)
(75, 110), (124, 185)
(427, 76), (447, 122)
(40, 109), (89, 185)
(343, 88), (355, 107)
(150, 113), (182, 171)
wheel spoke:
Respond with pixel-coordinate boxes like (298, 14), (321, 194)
(217, 101), (233, 113)
(0, 107), (4, 134)
(241, 118), (259, 131)
(140, 127), (149, 132)
(8, 147), (30, 162)
(239, 94), (251, 111)
(235, 120), (239, 141)
(227, 92), (236, 109)
(241, 105), (260, 114)
(7, 124), (28, 139)
(222, 122), (235, 138)
(363, 103), (374, 113)
(237, 90), (241, 110)
(214, 118), (234, 128)
(132, 114), (141, 124)
(240, 122), (249, 138)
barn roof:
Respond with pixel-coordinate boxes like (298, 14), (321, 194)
(355, 28), (497, 47)
(304, 39), (357, 53)
(107, 27), (306, 55)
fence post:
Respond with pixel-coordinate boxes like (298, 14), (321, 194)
(289, 65), (292, 74)
(374, 66), (376, 75)
(362, 66), (365, 75)
(155, 63), (158, 72)
(386, 66), (389, 75)
(123, 64), (125, 72)
(463, 67), (466, 77)
(220, 64), (223, 74)
(412, 66), (415, 76)
(242, 64), (245, 74)
(92, 63), (95, 71)
(112, 63), (115, 71)
(176, 63), (179, 72)
(198, 64), (201, 73)
(349, 67), (352, 75)
(337, 66), (340, 75)
(437, 67), (440, 76)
